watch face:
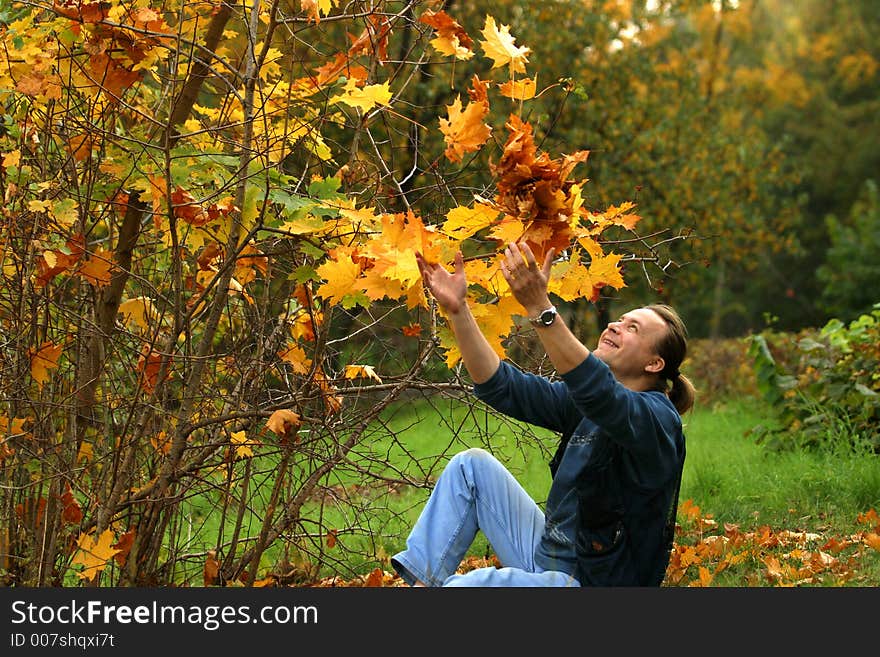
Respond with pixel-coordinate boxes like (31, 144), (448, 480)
(540, 309), (556, 325)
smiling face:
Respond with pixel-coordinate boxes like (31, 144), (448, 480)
(593, 307), (668, 382)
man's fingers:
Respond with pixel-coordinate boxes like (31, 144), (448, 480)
(519, 241), (539, 270)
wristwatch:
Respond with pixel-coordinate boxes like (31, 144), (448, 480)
(529, 306), (558, 327)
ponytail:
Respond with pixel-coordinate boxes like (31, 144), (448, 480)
(646, 304), (696, 415)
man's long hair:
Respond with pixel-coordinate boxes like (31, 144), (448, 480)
(647, 304), (696, 415)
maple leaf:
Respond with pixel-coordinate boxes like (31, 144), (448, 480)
(480, 16), (530, 74)
(72, 529), (120, 581)
(401, 323), (421, 337)
(419, 10), (474, 60)
(60, 483), (83, 525)
(30, 341), (63, 389)
(330, 79), (392, 112)
(150, 430), (171, 455)
(316, 252), (362, 306)
(587, 249), (625, 290)
(442, 203), (501, 240)
(78, 247), (114, 287)
(229, 430), (255, 460)
(266, 409), (302, 438)
(203, 549), (220, 586)
(438, 96), (491, 163)
(278, 343), (312, 374)
(344, 364), (382, 383)
(112, 530), (136, 567)
(314, 369), (343, 415)
(301, 0), (337, 23)
(499, 76), (538, 100)
(864, 533), (880, 551)
(117, 297), (156, 332)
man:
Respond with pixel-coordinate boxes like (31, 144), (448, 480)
(391, 241), (694, 587)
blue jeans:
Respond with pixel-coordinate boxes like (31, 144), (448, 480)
(390, 448), (580, 587)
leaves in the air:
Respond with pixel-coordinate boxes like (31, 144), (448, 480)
(420, 10), (474, 60)
(479, 16), (530, 74)
(438, 95), (491, 163)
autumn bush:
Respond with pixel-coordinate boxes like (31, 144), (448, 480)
(0, 1), (695, 587)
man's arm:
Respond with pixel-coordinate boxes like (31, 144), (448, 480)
(415, 251), (499, 384)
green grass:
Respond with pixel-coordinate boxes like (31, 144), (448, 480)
(176, 393), (880, 585)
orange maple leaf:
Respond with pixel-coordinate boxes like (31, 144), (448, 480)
(78, 247), (114, 287)
(112, 530), (136, 567)
(499, 76), (538, 100)
(30, 341), (63, 389)
(60, 483), (83, 525)
(438, 96), (491, 163)
(266, 409), (302, 439)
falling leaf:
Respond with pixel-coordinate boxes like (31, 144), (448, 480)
(480, 16), (530, 74)
(330, 79), (392, 112)
(419, 9), (474, 60)
(137, 345), (170, 393)
(344, 364), (382, 383)
(499, 76), (538, 100)
(30, 341), (63, 389)
(438, 95), (491, 163)
(364, 567), (385, 587)
(442, 203), (500, 240)
(72, 529), (120, 581)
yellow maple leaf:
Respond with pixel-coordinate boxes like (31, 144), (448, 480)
(488, 216), (526, 245)
(549, 254), (596, 302)
(2, 150), (21, 168)
(72, 529), (120, 581)
(301, 0), (336, 22)
(498, 76), (537, 100)
(117, 297), (157, 331)
(278, 343), (313, 374)
(588, 250), (625, 290)
(316, 253), (362, 306)
(480, 16), (530, 74)
(438, 96), (491, 163)
(30, 341), (63, 389)
(230, 430), (254, 459)
(442, 203), (500, 240)
(344, 364), (383, 383)
(330, 79), (392, 112)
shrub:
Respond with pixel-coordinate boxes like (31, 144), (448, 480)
(747, 305), (880, 452)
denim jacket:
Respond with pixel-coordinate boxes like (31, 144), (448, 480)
(473, 354), (685, 586)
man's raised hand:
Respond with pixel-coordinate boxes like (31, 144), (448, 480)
(415, 251), (468, 315)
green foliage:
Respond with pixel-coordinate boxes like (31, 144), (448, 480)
(747, 307), (880, 452)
